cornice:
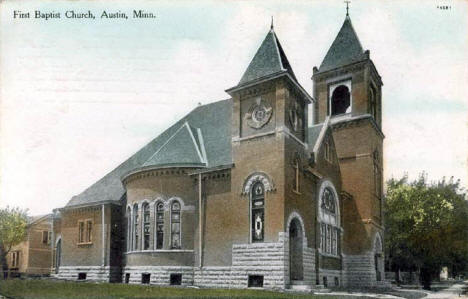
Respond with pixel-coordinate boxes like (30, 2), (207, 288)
(122, 167), (195, 185)
(331, 114), (385, 139)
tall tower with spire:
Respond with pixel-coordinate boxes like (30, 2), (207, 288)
(312, 13), (385, 286)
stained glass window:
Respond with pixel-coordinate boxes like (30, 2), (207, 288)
(127, 207), (131, 251)
(156, 202), (164, 249)
(133, 204), (139, 251)
(143, 203), (150, 250)
(251, 182), (264, 242)
(171, 201), (181, 249)
(320, 186), (340, 256)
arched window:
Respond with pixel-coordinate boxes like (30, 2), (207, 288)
(369, 86), (377, 121)
(142, 203), (150, 250)
(126, 207), (131, 252)
(251, 182), (265, 243)
(170, 201), (181, 249)
(133, 204), (139, 251)
(331, 85), (351, 115)
(155, 202), (164, 249)
(319, 186), (340, 256)
(293, 155), (300, 193)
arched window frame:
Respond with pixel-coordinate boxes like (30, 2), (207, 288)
(318, 181), (341, 257)
(328, 80), (352, 117)
(170, 199), (182, 249)
(154, 200), (165, 250)
(126, 207), (132, 252)
(132, 203), (139, 251)
(250, 181), (265, 243)
(142, 202), (151, 250)
(292, 153), (301, 194)
(369, 84), (377, 121)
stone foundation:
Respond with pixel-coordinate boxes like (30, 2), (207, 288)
(318, 269), (342, 287)
(123, 266), (194, 285)
(342, 253), (377, 287)
(56, 266), (120, 282)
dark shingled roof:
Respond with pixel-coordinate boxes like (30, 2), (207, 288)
(65, 97), (326, 209)
(238, 29), (297, 86)
(319, 16), (366, 72)
(142, 122), (206, 168)
(66, 100), (232, 208)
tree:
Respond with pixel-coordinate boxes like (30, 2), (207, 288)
(0, 206), (28, 279)
(385, 173), (468, 290)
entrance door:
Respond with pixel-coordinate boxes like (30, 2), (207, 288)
(289, 219), (303, 280)
(55, 239), (61, 274)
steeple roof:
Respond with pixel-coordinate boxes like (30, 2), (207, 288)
(319, 16), (366, 72)
(238, 28), (297, 86)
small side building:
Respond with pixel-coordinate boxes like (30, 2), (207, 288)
(7, 214), (53, 277)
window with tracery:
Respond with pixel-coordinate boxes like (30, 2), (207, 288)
(319, 187), (340, 256)
(171, 201), (181, 249)
(251, 182), (265, 243)
(156, 202), (164, 249)
(143, 203), (150, 250)
(133, 204), (139, 251)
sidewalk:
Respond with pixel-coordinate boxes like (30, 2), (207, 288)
(422, 280), (467, 298)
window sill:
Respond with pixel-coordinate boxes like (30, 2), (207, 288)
(319, 251), (340, 259)
(125, 249), (194, 254)
(292, 189), (302, 195)
(77, 242), (93, 246)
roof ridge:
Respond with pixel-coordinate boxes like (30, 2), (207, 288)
(142, 122), (188, 165)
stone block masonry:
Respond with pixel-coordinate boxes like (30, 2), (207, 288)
(56, 266), (120, 282)
(123, 266), (194, 285)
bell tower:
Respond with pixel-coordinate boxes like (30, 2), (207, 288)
(312, 14), (385, 286)
(225, 24), (313, 245)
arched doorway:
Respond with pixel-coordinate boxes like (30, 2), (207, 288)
(289, 218), (303, 281)
(55, 238), (61, 274)
(374, 234), (383, 282)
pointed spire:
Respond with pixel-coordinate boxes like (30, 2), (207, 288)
(237, 23), (297, 86)
(318, 15), (366, 73)
(270, 16), (274, 30)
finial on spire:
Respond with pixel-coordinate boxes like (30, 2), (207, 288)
(270, 16), (274, 30)
(344, 0), (351, 16)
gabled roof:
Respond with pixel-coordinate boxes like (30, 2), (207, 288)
(319, 16), (366, 73)
(28, 214), (52, 226)
(238, 28), (297, 86)
(142, 122), (206, 168)
(65, 100), (232, 208)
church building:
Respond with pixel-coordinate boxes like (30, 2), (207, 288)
(51, 13), (386, 289)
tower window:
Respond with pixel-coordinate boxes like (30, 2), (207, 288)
(370, 85), (377, 121)
(251, 182), (265, 242)
(293, 154), (301, 193)
(330, 85), (351, 115)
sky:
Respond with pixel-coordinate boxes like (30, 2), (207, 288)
(1, 0), (467, 215)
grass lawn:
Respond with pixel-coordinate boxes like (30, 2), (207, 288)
(0, 279), (376, 299)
